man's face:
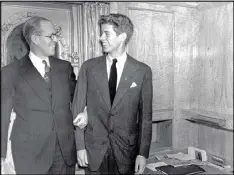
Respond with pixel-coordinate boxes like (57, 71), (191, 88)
(99, 24), (122, 54)
(35, 21), (57, 57)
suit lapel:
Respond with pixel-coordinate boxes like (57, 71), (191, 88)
(91, 56), (111, 110)
(111, 55), (138, 109)
(19, 55), (50, 105)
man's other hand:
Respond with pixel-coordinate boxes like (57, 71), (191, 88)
(73, 107), (88, 129)
(135, 155), (146, 174)
(77, 149), (88, 167)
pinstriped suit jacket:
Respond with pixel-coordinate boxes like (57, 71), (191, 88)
(72, 54), (153, 174)
(1, 55), (77, 173)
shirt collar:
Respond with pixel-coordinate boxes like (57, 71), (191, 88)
(106, 52), (127, 65)
(29, 51), (50, 66)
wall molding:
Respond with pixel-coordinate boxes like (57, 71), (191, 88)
(1, 11), (37, 66)
(153, 108), (174, 121)
(181, 109), (233, 131)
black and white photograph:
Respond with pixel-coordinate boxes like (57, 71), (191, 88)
(1, 1), (233, 174)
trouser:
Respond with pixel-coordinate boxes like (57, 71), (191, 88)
(85, 146), (134, 175)
(46, 136), (75, 174)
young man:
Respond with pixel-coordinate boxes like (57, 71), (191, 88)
(1, 16), (87, 174)
(72, 13), (153, 174)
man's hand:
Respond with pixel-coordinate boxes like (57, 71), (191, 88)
(73, 107), (88, 129)
(77, 149), (88, 167)
(135, 155), (146, 174)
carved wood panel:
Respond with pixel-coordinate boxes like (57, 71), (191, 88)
(197, 4), (233, 115)
(128, 9), (173, 113)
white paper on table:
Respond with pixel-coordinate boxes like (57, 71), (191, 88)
(146, 162), (168, 171)
(166, 152), (195, 161)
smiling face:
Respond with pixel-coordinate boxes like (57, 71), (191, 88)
(99, 23), (124, 56)
(34, 20), (57, 57)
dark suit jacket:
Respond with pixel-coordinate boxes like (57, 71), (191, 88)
(1, 55), (77, 173)
(72, 54), (152, 174)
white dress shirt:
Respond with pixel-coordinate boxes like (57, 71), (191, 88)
(106, 52), (127, 90)
(29, 51), (50, 78)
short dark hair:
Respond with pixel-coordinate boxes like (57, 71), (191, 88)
(22, 16), (50, 45)
(98, 13), (134, 44)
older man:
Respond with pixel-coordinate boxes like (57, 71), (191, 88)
(1, 16), (87, 174)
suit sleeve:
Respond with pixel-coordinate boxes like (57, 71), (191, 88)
(72, 63), (87, 151)
(68, 63), (77, 103)
(138, 67), (153, 158)
(1, 66), (14, 158)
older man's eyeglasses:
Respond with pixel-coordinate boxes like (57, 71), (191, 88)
(41, 33), (59, 41)
(37, 26), (61, 42)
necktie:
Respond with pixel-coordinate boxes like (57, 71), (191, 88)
(108, 59), (117, 105)
(42, 60), (50, 83)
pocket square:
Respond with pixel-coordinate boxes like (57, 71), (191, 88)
(130, 82), (137, 88)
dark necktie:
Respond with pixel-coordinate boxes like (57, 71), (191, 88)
(108, 59), (117, 105)
(42, 60), (50, 83)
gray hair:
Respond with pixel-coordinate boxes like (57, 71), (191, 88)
(22, 16), (50, 45)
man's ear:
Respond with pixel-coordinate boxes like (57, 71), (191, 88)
(31, 35), (38, 45)
(119, 32), (127, 43)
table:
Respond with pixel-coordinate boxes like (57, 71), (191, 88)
(144, 152), (232, 174)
